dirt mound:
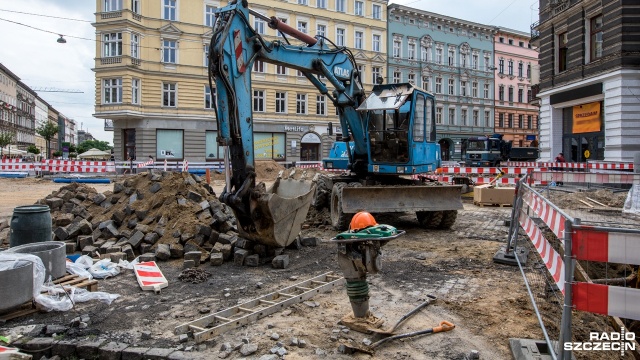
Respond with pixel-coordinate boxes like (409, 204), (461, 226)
(255, 159), (284, 181)
(552, 189), (628, 210)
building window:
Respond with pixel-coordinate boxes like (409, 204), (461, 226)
(508, 39), (514, 45)
(296, 94), (307, 114)
(508, 87), (514, 102)
(473, 110), (479, 126)
(336, 28), (345, 46)
(519, 41), (525, 47)
(372, 4), (381, 19)
(254, 15), (266, 34)
(558, 31), (568, 72)
(277, 18), (288, 37)
(255, 132), (286, 160)
(131, 33), (140, 59)
(498, 113), (504, 127)
(132, 78), (140, 105)
(131, 0), (140, 14)
(295, 21), (307, 34)
(103, 78), (122, 104)
(205, 86), (216, 109)
(448, 108), (455, 125)
(518, 62), (523, 77)
(448, 49), (455, 66)
(276, 65), (287, 75)
(103, 33), (122, 57)
(163, 0), (176, 21)
(317, 0), (326, 8)
(461, 53), (467, 68)
(461, 109), (467, 125)
(162, 40), (177, 63)
(393, 40), (401, 58)
(336, 0), (345, 12)
(298, 0), (307, 4)
(527, 64), (531, 78)
(460, 81), (467, 96)
(590, 15), (603, 60)
(517, 88), (523, 103)
(507, 60), (513, 75)
(435, 77), (442, 93)
(498, 85), (504, 101)
(355, 31), (363, 49)
(435, 48), (443, 64)
(472, 81), (478, 97)
(393, 71), (401, 83)
(527, 90), (532, 102)
(253, 60), (265, 73)
(317, 24), (326, 37)
(484, 110), (491, 127)
(484, 54), (490, 71)
(472, 54), (478, 69)
(275, 92), (287, 113)
(203, 45), (209, 67)
(421, 46), (429, 62)
(157, 129), (183, 159)
(372, 34), (381, 52)
(104, 0), (122, 12)
(355, 1), (363, 16)
(372, 67), (381, 84)
(484, 83), (490, 98)
(436, 108), (442, 124)
(527, 115), (532, 129)
(422, 76), (430, 91)
(518, 114), (523, 128)
(253, 90), (265, 112)
(205, 5), (216, 27)
(408, 73), (415, 85)
(316, 95), (326, 115)
(205, 131), (223, 159)
(498, 59), (504, 73)
(162, 82), (176, 107)
(408, 43), (416, 60)
(448, 78), (454, 95)
(499, 37), (504, 43)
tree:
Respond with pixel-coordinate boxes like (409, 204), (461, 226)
(77, 140), (113, 155)
(0, 130), (15, 157)
(27, 144), (40, 155)
(36, 121), (59, 159)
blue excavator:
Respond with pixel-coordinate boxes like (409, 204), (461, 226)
(209, 0), (463, 248)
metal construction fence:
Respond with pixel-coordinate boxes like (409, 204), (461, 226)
(507, 170), (640, 359)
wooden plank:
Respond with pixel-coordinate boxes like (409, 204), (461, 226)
(578, 199), (594, 208)
(586, 197), (608, 207)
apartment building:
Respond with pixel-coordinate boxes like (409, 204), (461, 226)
(16, 82), (36, 149)
(93, 0), (387, 162)
(387, 5), (495, 161)
(0, 64), (19, 139)
(35, 97), (49, 155)
(533, 0), (640, 162)
(494, 28), (539, 147)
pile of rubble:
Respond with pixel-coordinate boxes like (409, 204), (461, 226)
(39, 171), (305, 268)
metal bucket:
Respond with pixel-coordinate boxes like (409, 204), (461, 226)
(6, 241), (66, 280)
(0, 260), (33, 313)
(10, 205), (52, 247)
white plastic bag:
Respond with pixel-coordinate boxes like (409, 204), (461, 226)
(66, 261), (93, 280)
(88, 259), (120, 279)
(37, 285), (119, 312)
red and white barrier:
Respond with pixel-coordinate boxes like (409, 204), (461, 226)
(437, 166), (535, 175)
(520, 213), (565, 294)
(573, 282), (640, 321)
(505, 161), (634, 170)
(134, 261), (168, 291)
(182, 160), (189, 172)
(0, 161), (35, 171)
(522, 190), (567, 242)
(137, 160), (154, 168)
(531, 171), (640, 185)
(572, 228), (640, 266)
(41, 160), (115, 173)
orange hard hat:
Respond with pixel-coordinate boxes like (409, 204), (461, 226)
(350, 211), (378, 231)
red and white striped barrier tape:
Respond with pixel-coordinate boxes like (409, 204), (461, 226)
(436, 167), (535, 175)
(505, 161), (634, 170)
(182, 160), (189, 172)
(0, 158), (25, 163)
(41, 160), (115, 173)
(531, 171), (640, 185)
(572, 227), (640, 265)
(137, 160), (154, 168)
(522, 188), (567, 242)
(520, 213), (565, 294)
(573, 282), (640, 321)
(0, 162), (35, 171)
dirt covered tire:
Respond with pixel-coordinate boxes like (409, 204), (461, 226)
(331, 182), (349, 231)
(437, 210), (457, 229)
(416, 211), (444, 228)
(312, 175), (332, 209)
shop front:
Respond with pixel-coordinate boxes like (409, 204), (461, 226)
(561, 101), (604, 162)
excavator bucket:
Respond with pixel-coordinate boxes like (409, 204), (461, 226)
(340, 185), (463, 213)
(241, 178), (316, 248)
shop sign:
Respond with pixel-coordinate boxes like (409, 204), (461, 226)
(573, 102), (601, 134)
(284, 125), (305, 132)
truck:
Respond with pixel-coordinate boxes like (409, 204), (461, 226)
(464, 134), (539, 167)
(209, 0), (463, 243)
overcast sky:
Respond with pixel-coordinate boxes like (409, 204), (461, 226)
(0, 0), (538, 145)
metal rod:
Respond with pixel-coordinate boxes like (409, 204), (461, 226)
(514, 231), (558, 360)
(224, 146), (231, 194)
(521, 180), (576, 223)
(558, 219), (574, 360)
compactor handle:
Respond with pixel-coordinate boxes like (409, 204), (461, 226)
(433, 321), (455, 333)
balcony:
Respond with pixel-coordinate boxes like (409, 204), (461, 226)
(101, 57), (122, 65)
(104, 119), (114, 131)
(101, 11), (122, 20)
(530, 20), (540, 47)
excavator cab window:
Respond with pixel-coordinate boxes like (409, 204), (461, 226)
(368, 101), (410, 164)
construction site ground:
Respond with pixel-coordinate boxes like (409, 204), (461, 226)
(0, 175), (626, 360)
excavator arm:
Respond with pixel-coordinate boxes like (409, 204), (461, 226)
(208, 0), (367, 246)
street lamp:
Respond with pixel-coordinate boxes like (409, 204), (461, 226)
(57, 35), (66, 44)
(487, 66), (497, 71)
